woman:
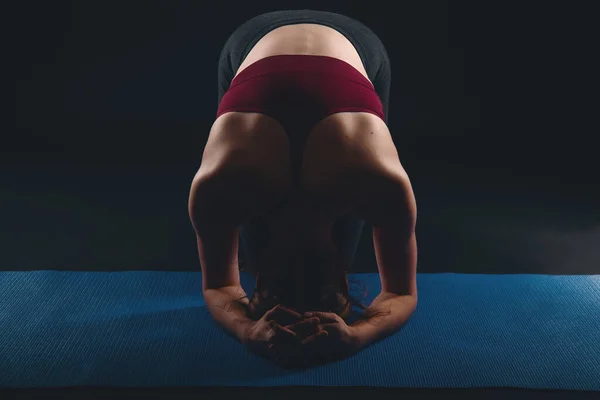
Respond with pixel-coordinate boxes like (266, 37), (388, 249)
(189, 10), (418, 367)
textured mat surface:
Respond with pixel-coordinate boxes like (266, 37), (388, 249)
(0, 271), (598, 390)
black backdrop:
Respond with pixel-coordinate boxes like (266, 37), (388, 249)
(13, 1), (597, 181)
(10, 1), (599, 273)
(10, 1), (599, 277)
(8, 1), (600, 398)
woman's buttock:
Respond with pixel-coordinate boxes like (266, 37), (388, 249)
(236, 24), (370, 82)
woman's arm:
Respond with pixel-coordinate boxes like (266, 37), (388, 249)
(189, 183), (255, 342)
(352, 170), (418, 348)
(204, 285), (254, 342)
(351, 290), (417, 349)
(351, 227), (418, 348)
(194, 222), (255, 342)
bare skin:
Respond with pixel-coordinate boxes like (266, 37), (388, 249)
(190, 23), (417, 324)
(226, 24), (381, 265)
(237, 24), (370, 82)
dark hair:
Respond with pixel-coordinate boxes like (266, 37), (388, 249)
(237, 250), (391, 323)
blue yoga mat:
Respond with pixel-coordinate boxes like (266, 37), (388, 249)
(0, 271), (598, 390)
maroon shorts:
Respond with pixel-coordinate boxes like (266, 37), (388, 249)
(216, 55), (385, 137)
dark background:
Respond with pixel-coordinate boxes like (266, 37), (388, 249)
(7, 1), (600, 397)
(10, 1), (599, 276)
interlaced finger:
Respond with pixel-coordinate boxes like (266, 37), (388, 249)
(300, 329), (328, 346)
(268, 321), (297, 346)
(266, 305), (303, 326)
(285, 317), (321, 336)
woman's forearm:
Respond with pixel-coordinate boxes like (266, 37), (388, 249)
(351, 292), (417, 349)
(203, 286), (254, 343)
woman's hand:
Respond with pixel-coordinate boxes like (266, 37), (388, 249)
(243, 305), (360, 368)
(269, 311), (360, 368)
(302, 311), (360, 359)
(242, 304), (304, 359)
